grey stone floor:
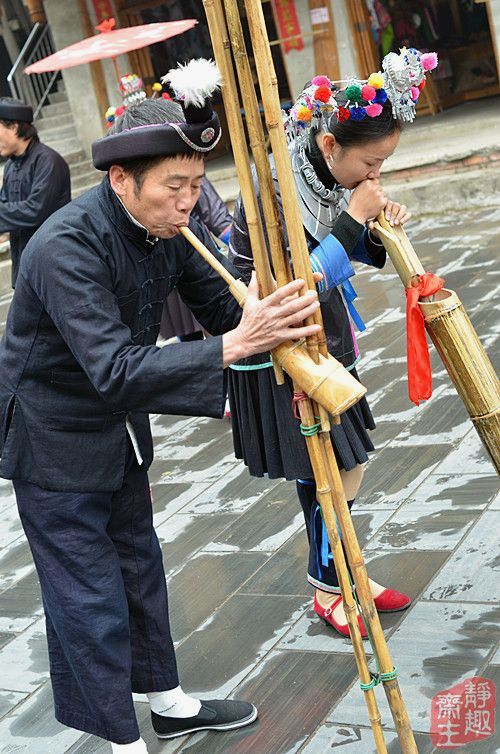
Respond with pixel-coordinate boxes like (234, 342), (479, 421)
(0, 207), (498, 753)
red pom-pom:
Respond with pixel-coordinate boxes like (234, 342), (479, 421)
(365, 103), (383, 117)
(337, 106), (350, 122)
(315, 85), (332, 103)
(115, 105), (126, 116)
(361, 85), (376, 102)
(421, 52), (438, 71)
(162, 92), (172, 100)
(311, 75), (330, 87)
(418, 79), (426, 91)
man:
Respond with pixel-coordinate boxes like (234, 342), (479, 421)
(0, 61), (320, 752)
(0, 96), (71, 286)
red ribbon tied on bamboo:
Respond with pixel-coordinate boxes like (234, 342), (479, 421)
(405, 272), (444, 405)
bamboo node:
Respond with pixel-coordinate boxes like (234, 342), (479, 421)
(275, 338), (306, 366)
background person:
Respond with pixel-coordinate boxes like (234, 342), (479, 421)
(0, 96), (70, 287)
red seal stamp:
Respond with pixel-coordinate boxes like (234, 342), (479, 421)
(431, 676), (496, 748)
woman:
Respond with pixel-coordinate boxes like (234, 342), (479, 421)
(227, 50), (437, 637)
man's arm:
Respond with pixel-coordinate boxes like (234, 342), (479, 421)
(27, 225), (320, 418)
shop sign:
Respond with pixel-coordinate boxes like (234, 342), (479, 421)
(272, 0), (304, 54)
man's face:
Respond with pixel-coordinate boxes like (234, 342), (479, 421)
(0, 122), (25, 158)
(113, 155), (205, 238)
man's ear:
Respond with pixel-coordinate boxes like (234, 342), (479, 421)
(108, 165), (129, 197)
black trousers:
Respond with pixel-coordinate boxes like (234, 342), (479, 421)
(14, 447), (179, 744)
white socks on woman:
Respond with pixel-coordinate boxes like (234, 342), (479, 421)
(110, 686), (201, 752)
(147, 685), (202, 718)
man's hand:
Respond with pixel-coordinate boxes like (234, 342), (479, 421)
(222, 273), (321, 366)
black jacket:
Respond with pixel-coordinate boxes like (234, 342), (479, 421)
(0, 177), (241, 491)
(0, 138), (71, 286)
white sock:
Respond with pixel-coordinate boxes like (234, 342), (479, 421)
(147, 685), (202, 718)
(111, 738), (148, 753)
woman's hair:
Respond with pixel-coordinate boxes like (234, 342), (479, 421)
(325, 94), (401, 149)
(107, 98), (201, 192)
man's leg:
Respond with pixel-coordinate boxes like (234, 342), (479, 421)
(107, 457), (179, 694)
(14, 480), (141, 744)
(108, 456), (258, 741)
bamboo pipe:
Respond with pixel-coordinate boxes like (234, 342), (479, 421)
(224, 10), (383, 679)
(198, 0), (414, 744)
(221, 0), (290, 291)
(179, 227), (365, 417)
(239, 2), (419, 749)
(374, 215), (500, 474)
(297, 398), (388, 752)
(202, 0), (273, 301)
(203, 0), (284, 385)
(319, 433), (418, 752)
(242, 0), (335, 433)
(243, 0), (324, 365)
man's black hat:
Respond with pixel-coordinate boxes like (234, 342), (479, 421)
(0, 97), (33, 123)
(92, 59), (222, 171)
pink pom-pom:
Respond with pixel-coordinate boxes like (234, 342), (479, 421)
(361, 85), (376, 102)
(365, 103), (383, 117)
(410, 86), (420, 101)
(311, 75), (330, 87)
(421, 52), (438, 71)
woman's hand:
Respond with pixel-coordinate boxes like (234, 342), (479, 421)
(347, 179), (388, 225)
(367, 200), (412, 237)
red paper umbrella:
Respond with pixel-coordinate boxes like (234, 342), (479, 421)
(24, 18), (198, 74)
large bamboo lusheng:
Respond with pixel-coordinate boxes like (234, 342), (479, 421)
(241, 1), (418, 751)
(214, 4), (385, 746)
(375, 214), (500, 474)
(199, 0), (419, 750)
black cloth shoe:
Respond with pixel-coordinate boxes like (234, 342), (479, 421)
(151, 699), (258, 739)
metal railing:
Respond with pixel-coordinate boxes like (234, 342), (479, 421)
(7, 22), (60, 120)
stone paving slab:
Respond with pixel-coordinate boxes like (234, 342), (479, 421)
(0, 207), (498, 753)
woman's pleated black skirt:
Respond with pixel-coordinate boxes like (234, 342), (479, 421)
(228, 359), (375, 480)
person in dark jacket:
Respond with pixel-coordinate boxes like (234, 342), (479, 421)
(0, 97), (71, 287)
(0, 61), (321, 753)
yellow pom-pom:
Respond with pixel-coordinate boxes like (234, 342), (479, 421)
(367, 72), (384, 89)
(296, 105), (312, 122)
(152, 82), (162, 92)
(105, 106), (116, 119)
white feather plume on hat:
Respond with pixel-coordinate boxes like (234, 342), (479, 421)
(162, 58), (222, 108)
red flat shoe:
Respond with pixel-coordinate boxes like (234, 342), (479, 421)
(313, 594), (367, 639)
(373, 588), (411, 613)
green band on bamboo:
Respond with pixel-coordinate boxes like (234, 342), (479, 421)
(300, 421), (322, 436)
(360, 674), (380, 692)
(380, 666), (398, 682)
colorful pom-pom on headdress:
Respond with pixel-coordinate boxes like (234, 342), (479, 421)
(285, 44), (438, 145)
